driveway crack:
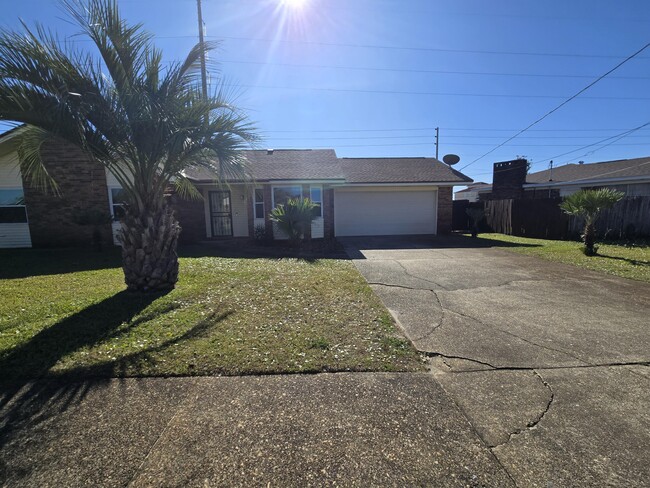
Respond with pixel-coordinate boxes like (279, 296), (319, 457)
(487, 370), (555, 449)
(443, 307), (589, 366)
(394, 261), (450, 290)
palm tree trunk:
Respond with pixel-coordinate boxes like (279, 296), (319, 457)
(583, 219), (596, 256)
(119, 206), (180, 291)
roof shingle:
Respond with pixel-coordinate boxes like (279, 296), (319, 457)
(184, 150), (472, 184)
(526, 157), (650, 184)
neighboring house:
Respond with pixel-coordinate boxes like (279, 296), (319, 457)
(0, 130), (472, 248)
(481, 157), (650, 201)
(523, 157), (650, 198)
(454, 182), (492, 202)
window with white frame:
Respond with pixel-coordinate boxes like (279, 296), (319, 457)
(272, 186), (302, 208)
(254, 188), (265, 219)
(109, 188), (127, 220)
(0, 189), (27, 223)
(310, 185), (322, 218)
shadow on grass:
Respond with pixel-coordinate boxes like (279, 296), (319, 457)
(179, 241), (347, 262)
(0, 305), (231, 456)
(597, 253), (650, 267)
(0, 290), (167, 386)
(0, 247), (122, 280)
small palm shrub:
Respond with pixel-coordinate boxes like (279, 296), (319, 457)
(269, 198), (317, 246)
(560, 188), (624, 256)
(466, 207), (485, 238)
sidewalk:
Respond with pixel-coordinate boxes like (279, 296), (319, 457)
(1, 373), (512, 487)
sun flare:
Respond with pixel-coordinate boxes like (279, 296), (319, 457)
(280, 0), (309, 9)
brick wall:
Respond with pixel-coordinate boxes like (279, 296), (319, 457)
(169, 193), (206, 243)
(437, 186), (453, 235)
(22, 139), (112, 247)
(323, 187), (335, 239)
(488, 159), (527, 200)
(263, 185), (274, 239)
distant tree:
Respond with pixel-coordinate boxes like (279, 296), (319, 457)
(560, 189), (624, 256)
(516, 155), (533, 173)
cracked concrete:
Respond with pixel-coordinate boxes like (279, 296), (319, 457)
(342, 235), (650, 488)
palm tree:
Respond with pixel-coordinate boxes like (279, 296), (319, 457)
(0, 0), (257, 291)
(269, 198), (317, 247)
(560, 188), (624, 255)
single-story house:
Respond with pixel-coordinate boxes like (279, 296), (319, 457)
(453, 182), (492, 202)
(481, 157), (650, 201)
(0, 128), (472, 248)
(523, 156), (650, 198)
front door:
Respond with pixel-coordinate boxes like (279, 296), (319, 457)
(209, 190), (233, 237)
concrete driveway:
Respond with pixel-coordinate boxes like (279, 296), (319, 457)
(342, 235), (650, 487)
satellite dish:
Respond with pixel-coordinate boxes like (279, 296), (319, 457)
(443, 154), (460, 166)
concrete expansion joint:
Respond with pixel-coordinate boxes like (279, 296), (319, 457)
(425, 352), (497, 370)
(367, 281), (435, 292)
(426, 352), (650, 374)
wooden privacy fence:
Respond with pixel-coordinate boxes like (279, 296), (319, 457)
(568, 196), (650, 238)
(476, 196), (650, 239)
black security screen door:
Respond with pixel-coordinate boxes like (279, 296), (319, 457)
(209, 191), (233, 237)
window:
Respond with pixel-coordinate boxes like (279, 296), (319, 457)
(310, 185), (322, 218)
(110, 188), (127, 220)
(272, 186), (302, 207)
(0, 189), (27, 223)
(254, 188), (265, 219)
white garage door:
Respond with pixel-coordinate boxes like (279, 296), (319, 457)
(335, 189), (437, 236)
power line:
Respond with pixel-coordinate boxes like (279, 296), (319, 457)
(231, 83), (650, 100)
(57, 32), (650, 60)
(262, 127), (650, 134)
(468, 120), (650, 176)
(266, 134), (650, 141)
(219, 60), (650, 81)
(212, 36), (650, 60)
(459, 41), (650, 171)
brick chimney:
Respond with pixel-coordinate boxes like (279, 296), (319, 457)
(487, 158), (527, 200)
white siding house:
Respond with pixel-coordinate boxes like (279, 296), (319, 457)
(0, 150), (31, 248)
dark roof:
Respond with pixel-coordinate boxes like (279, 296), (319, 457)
(185, 150), (472, 184)
(185, 149), (343, 182)
(526, 156), (650, 185)
(339, 157), (472, 183)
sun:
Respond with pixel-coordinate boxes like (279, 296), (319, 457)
(280, 0), (309, 9)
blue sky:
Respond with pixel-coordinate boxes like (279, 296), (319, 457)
(1, 0), (649, 183)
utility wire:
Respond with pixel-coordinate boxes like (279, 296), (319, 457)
(459, 41), (650, 171)
(468, 120), (650, 177)
(231, 83), (650, 100)
(219, 60), (650, 81)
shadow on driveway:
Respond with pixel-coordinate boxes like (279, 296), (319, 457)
(339, 234), (541, 259)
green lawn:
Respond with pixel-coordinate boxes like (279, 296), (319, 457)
(0, 248), (423, 383)
(476, 233), (650, 283)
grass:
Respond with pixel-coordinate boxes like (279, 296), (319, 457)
(476, 233), (650, 283)
(0, 248), (423, 383)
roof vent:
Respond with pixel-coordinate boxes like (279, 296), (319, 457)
(267, 149), (274, 155)
(578, 160), (584, 165)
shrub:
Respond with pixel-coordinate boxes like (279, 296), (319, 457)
(269, 198), (317, 246)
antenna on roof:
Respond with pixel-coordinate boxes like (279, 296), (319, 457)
(442, 154), (460, 166)
(548, 160), (553, 181)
